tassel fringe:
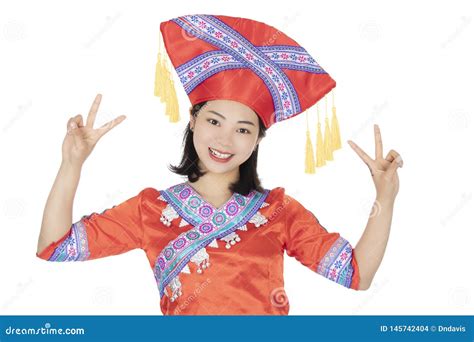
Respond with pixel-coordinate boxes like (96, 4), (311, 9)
(154, 34), (180, 123)
(304, 111), (316, 174)
(304, 90), (342, 174)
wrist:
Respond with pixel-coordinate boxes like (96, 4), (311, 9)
(375, 194), (396, 206)
(60, 160), (83, 174)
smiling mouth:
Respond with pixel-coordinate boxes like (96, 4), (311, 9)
(208, 147), (234, 160)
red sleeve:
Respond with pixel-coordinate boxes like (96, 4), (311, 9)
(36, 188), (157, 262)
(283, 194), (360, 290)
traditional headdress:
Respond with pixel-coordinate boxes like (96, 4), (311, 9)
(155, 14), (342, 173)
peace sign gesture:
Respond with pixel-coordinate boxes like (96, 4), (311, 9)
(62, 94), (126, 168)
(348, 124), (403, 202)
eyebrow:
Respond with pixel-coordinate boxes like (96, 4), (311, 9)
(208, 110), (256, 127)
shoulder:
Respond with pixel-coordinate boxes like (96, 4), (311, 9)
(134, 187), (166, 212)
(138, 187), (161, 198)
(263, 187), (302, 208)
(258, 186), (300, 219)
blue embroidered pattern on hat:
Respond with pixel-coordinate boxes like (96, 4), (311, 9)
(176, 45), (326, 94)
(172, 14), (309, 122)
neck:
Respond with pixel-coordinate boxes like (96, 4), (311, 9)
(186, 162), (239, 200)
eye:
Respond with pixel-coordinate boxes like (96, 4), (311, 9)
(207, 119), (219, 126)
(237, 128), (251, 134)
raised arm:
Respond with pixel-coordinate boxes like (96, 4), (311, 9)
(36, 94), (126, 255)
(348, 124), (403, 289)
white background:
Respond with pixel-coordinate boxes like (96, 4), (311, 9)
(0, 0), (473, 315)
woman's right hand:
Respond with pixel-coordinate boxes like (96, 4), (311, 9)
(62, 94), (126, 168)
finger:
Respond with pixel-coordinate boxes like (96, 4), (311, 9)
(348, 140), (376, 170)
(96, 115), (127, 139)
(374, 124), (383, 159)
(72, 114), (84, 127)
(67, 117), (78, 134)
(385, 149), (403, 167)
(386, 157), (401, 176)
(86, 94), (102, 128)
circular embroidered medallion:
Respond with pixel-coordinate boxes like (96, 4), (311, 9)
(225, 201), (239, 216)
(199, 204), (214, 217)
(212, 212), (226, 225)
(179, 187), (191, 200)
(188, 195), (202, 208)
(199, 223), (213, 233)
(186, 231), (200, 240)
(173, 237), (186, 249)
(173, 184), (185, 193)
(164, 247), (175, 260)
(235, 194), (247, 206)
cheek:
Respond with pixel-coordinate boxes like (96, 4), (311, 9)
(193, 128), (213, 148)
(233, 136), (257, 156)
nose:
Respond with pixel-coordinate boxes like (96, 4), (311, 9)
(214, 133), (233, 151)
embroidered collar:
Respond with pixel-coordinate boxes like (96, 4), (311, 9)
(156, 182), (270, 297)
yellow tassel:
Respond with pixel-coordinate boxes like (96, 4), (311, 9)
(154, 53), (166, 102)
(315, 104), (326, 167)
(323, 96), (333, 161)
(331, 90), (341, 150)
(154, 34), (180, 122)
(304, 111), (316, 174)
(167, 77), (180, 122)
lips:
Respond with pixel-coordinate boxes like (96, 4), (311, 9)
(208, 147), (234, 162)
(209, 147), (233, 155)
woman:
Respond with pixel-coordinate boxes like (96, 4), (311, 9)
(36, 14), (403, 315)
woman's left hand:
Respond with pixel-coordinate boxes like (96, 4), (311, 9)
(348, 124), (402, 202)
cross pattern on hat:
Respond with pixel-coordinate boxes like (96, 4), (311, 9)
(172, 15), (328, 123)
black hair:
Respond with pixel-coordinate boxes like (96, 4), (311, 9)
(168, 101), (267, 196)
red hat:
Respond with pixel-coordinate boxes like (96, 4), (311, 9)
(155, 14), (342, 172)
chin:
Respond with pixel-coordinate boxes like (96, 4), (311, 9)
(201, 160), (238, 174)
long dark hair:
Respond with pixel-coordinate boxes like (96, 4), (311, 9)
(168, 101), (267, 196)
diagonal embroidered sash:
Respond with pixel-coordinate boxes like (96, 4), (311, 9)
(154, 183), (269, 298)
(171, 15), (329, 122)
(176, 46), (326, 94)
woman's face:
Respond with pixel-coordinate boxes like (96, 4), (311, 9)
(190, 100), (262, 174)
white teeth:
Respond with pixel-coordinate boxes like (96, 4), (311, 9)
(209, 148), (232, 159)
